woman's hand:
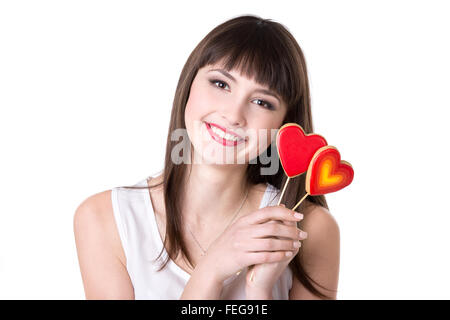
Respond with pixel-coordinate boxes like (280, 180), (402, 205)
(199, 205), (304, 285)
(245, 204), (308, 297)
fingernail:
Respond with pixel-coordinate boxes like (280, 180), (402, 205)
(285, 251), (293, 257)
(293, 241), (301, 248)
(299, 231), (308, 239)
(294, 213), (303, 219)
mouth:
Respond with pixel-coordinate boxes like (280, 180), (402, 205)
(205, 122), (246, 147)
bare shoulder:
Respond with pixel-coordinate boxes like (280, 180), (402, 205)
(73, 190), (134, 299)
(73, 190), (110, 237)
(301, 201), (340, 243)
(74, 190), (126, 264)
(74, 190), (112, 220)
(289, 201), (340, 300)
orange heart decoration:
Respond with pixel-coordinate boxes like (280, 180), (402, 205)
(306, 146), (354, 195)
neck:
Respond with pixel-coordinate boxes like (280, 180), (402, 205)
(181, 159), (250, 230)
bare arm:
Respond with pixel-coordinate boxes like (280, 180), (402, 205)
(289, 205), (340, 300)
(180, 259), (224, 299)
(73, 191), (135, 299)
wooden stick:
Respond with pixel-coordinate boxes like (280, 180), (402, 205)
(277, 176), (290, 206)
(292, 192), (309, 211)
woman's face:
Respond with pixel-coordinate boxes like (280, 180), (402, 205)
(184, 61), (288, 165)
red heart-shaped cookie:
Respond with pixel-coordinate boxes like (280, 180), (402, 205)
(276, 123), (328, 178)
(306, 146), (354, 195)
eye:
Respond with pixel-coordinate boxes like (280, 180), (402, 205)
(253, 99), (275, 111)
(209, 79), (230, 90)
(209, 79), (275, 110)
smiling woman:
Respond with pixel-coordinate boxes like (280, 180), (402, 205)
(184, 59), (289, 166)
(74, 14), (338, 300)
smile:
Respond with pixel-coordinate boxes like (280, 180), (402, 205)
(205, 122), (246, 146)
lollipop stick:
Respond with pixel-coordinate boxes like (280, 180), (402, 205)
(292, 192), (309, 211)
(277, 176), (290, 206)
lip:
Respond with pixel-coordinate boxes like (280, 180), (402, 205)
(209, 122), (244, 140)
(205, 122), (246, 146)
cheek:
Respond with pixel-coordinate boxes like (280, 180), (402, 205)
(184, 83), (216, 146)
(185, 84), (214, 124)
(254, 118), (280, 140)
(252, 121), (282, 152)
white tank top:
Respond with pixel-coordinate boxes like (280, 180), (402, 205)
(111, 171), (293, 299)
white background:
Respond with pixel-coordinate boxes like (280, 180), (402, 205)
(1, 0), (449, 299)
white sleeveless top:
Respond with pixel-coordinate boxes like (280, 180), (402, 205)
(111, 171), (293, 299)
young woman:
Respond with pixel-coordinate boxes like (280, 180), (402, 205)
(74, 15), (340, 300)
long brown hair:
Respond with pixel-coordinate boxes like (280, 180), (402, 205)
(123, 14), (335, 299)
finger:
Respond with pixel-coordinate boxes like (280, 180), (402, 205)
(247, 250), (297, 265)
(280, 204), (301, 226)
(299, 229), (308, 240)
(266, 219), (284, 225)
(265, 218), (296, 228)
(279, 204), (290, 223)
(250, 222), (300, 241)
(282, 218), (297, 226)
(244, 238), (301, 252)
(246, 206), (303, 225)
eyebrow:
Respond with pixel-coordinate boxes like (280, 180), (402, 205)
(208, 68), (281, 103)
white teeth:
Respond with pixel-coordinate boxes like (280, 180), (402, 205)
(210, 125), (239, 141)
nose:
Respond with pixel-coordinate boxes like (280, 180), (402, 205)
(219, 101), (246, 128)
